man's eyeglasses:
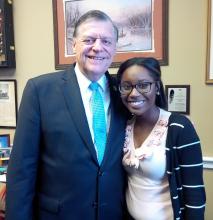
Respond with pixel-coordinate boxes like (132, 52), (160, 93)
(119, 81), (156, 95)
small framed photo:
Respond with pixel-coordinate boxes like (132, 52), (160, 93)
(0, 79), (17, 128)
(165, 85), (190, 115)
(0, 134), (10, 148)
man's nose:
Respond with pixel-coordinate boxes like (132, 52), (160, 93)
(92, 39), (103, 51)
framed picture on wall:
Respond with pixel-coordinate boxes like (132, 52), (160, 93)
(0, 79), (17, 128)
(165, 85), (190, 115)
(52, 0), (168, 69)
(206, 0), (213, 83)
(0, 0), (15, 68)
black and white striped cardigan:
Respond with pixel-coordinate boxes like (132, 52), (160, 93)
(166, 113), (206, 220)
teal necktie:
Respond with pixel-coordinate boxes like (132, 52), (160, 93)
(89, 82), (107, 165)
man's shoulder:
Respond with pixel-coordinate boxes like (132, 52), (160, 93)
(33, 69), (69, 81)
(29, 66), (75, 85)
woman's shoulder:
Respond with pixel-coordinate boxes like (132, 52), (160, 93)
(169, 112), (190, 121)
(168, 113), (194, 128)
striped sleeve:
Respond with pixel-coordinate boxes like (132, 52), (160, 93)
(170, 116), (206, 219)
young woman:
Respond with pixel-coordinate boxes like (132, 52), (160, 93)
(117, 57), (206, 220)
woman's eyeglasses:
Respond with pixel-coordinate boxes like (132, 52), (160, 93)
(119, 81), (156, 95)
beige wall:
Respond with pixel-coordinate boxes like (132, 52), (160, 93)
(0, 0), (213, 218)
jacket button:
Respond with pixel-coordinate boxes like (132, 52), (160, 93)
(98, 171), (104, 176)
(92, 202), (98, 208)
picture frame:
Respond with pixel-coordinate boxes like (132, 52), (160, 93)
(0, 134), (10, 148)
(206, 0), (213, 83)
(0, 79), (17, 128)
(165, 85), (190, 115)
(0, 0), (15, 68)
(52, 0), (168, 70)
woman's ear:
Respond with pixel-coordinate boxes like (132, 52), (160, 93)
(155, 82), (160, 95)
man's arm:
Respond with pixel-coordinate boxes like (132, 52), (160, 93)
(6, 79), (41, 220)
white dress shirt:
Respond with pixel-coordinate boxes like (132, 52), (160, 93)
(74, 64), (111, 145)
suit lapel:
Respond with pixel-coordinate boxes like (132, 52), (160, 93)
(102, 103), (116, 165)
(101, 74), (125, 167)
(60, 67), (98, 163)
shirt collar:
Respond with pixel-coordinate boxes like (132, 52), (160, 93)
(75, 63), (108, 92)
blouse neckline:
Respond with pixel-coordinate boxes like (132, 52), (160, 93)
(123, 108), (171, 169)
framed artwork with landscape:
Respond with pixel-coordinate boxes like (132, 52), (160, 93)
(52, 0), (168, 69)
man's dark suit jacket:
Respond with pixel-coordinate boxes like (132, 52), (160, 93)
(6, 66), (127, 220)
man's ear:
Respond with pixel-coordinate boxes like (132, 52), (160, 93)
(72, 39), (76, 54)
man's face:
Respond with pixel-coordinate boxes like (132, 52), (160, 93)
(72, 19), (117, 81)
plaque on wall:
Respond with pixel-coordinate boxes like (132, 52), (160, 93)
(0, 0), (15, 68)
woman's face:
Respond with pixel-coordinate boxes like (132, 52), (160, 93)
(120, 65), (158, 116)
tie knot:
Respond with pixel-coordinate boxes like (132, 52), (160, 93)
(89, 82), (99, 91)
